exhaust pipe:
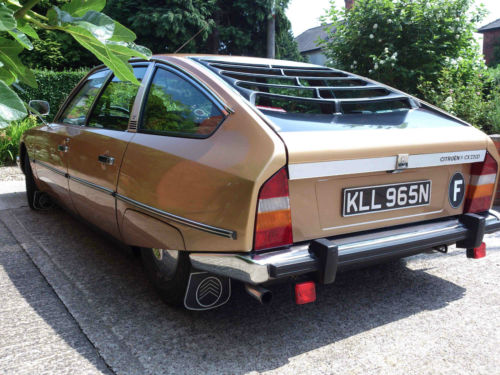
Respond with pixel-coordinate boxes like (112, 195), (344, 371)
(245, 284), (272, 304)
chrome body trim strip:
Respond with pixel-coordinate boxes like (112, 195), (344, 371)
(68, 175), (115, 195)
(115, 194), (236, 239)
(33, 159), (67, 177)
(288, 150), (487, 180)
(33, 159), (236, 239)
(190, 211), (500, 284)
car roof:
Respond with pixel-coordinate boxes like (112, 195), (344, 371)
(152, 54), (321, 68)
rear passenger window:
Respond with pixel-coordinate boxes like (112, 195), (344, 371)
(87, 66), (148, 131)
(60, 70), (108, 125)
(141, 68), (224, 137)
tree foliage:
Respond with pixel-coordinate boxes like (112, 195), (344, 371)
(319, 0), (499, 130)
(104, 0), (304, 60)
(320, 0), (485, 93)
(0, 0), (151, 127)
(9, 0), (303, 73)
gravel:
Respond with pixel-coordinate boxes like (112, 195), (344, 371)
(0, 168), (499, 375)
(0, 166), (23, 181)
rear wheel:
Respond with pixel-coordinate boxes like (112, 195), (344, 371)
(141, 248), (191, 307)
(24, 153), (39, 210)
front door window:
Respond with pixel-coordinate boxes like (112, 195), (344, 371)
(87, 66), (148, 131)
(60, 70), (109, 126)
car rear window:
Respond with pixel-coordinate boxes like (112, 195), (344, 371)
(192, 58), (425, 131)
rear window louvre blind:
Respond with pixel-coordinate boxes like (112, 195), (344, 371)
(193, 58), (418, 115)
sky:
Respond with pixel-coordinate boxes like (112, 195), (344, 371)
(286, 0), (500, 38)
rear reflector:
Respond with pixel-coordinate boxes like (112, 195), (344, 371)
(464, 153), (498, 213)
(467, 242), (486, 259)
(295, 281), (316, 305)
(254, 168), (293, 250)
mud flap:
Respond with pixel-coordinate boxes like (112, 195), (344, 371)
(33, 191), (54, 210)
(184, 272), (231, 311)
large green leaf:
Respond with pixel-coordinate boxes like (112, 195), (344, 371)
(47, 5), (151, 84)
(62, 0), (106, 17)
(71, 32), (139, 84)
(110, 21), (136, 42)
(0, 68), (16, 85)
(0, 3), (16, 31)
(7, 29), (33, 50)
(17, 20), (39, 40)
(106, 41), (152, 59)
(49, 7), (115, 42)
(0, 37), (37, 87)
(0, 80), (27, 128)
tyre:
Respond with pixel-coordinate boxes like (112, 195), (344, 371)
(141, 248), (191, 307)
(24, 153), (39, 210)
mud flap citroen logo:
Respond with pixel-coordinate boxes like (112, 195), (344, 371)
(184, 272), (231, 310)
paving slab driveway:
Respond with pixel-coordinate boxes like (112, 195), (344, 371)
(1, 176), (499, 375)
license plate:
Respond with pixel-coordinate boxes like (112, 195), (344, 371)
(342, 180), (431, 216)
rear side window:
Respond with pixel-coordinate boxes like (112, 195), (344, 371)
(60, 70), (108, 125)
(87, 66), (148, 131)
(141, 68), (224, 137)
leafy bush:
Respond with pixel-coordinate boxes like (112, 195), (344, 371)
(320, 0), (485, 94)
(417, 60), (493, 130)
(488, 92), (500, 134)
(319, 0), (497, 130)
(485, 66), (500, 133)
(0, 116), (39, 165)
(17, 69), (87, 122)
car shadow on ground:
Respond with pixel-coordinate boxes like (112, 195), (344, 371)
(0, 204), (467, 375)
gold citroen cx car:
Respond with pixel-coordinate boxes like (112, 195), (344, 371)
(20, 55), (500, 310)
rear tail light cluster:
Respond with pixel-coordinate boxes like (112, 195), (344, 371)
(464, 152), (498, 213)
(254, 168), (293, 251)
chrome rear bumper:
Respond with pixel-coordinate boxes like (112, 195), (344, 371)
(189, 211), (500, 285)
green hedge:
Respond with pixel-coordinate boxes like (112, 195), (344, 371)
(17, 69), (88, 122)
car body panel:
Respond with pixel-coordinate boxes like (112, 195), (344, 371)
(31, 124), (76, 212)
(121, 209), (186, 250)
(67, 127), (134, 239)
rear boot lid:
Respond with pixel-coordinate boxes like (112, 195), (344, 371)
(276, 110), (488, 241)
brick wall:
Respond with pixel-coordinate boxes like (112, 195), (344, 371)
(345, 0), (355, 10)
(482, 29), (500, 66)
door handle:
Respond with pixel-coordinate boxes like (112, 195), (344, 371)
(57, 144), (69, 152)
(98, 154), (115, 166)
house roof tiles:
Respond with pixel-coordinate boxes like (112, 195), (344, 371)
(295, 23), (334, 53)
(478, 18), (500, 33)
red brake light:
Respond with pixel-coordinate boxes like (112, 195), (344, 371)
(254, 168), (293, 251)
(464, 152), (498, 213)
